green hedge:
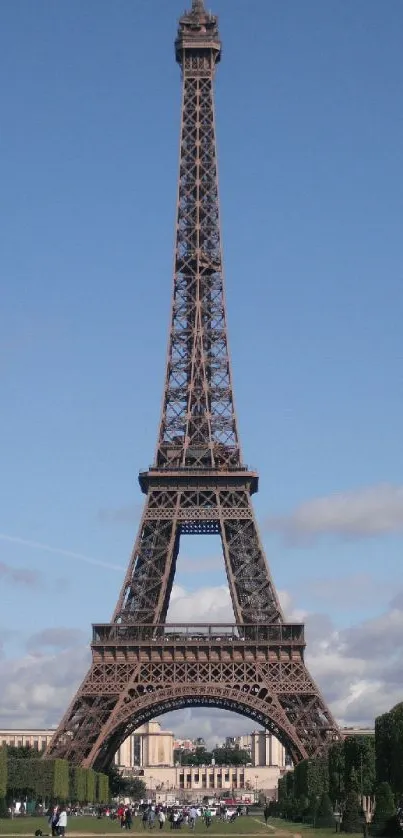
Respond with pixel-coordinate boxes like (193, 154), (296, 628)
(86, 768), (96, 804)
(0, 749), (7, 799)
(1, 749), (110, 809)
(70, 766), (87, 802)
(7, 758), (69, 801)
(53, 760), (69, 800)
(96, 773), (109, 804)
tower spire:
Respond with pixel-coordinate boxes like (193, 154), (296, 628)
(192, 0), (205, 12)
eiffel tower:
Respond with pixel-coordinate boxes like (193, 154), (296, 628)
(46, 0), (339, 770)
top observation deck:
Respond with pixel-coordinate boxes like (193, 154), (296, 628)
(175, 0), (221, 66)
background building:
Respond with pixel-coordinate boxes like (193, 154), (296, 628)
(116, 721), (174, 769)
(223, 731), (286, 768)
(174, 738), (195, 752)
(1, 722), (374, 799)
(0, 730), (54, 751)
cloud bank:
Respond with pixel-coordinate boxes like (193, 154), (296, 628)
(266, 483), (403, 542)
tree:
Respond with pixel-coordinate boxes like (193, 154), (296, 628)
(181, 748), (212, 766)
(0, 748), (7, 818)
(342, 781), (362, 835)
(124, 778), (147, 801)
(344, 735), (375, 797)
(277, 776), (288, 803)
(376, 704), (403, 798)
(104, 765), (127, 798)
(372, 782), (399, 837)
(328, 741), (345, 806)
(211, 748), (250, 766)
(315, 793), (335, 828)
(103, 766), (145, 801)
(294, 757), (328, 802)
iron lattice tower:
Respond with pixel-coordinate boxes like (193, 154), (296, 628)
(46, 0), (339, 770)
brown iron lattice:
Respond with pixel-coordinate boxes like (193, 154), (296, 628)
(46, 0), (340, 769)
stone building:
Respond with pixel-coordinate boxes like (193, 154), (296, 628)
(116, 721), (174, 769)
(0, 730), (53, 751)
(143, 763), (282, 799)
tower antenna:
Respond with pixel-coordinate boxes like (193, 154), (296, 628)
(192, 0), (205, 14)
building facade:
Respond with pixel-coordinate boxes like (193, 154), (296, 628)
(116, 721), (174, 769)
(174, 738), (195, 752)
(0, 730), (54, 751)
(223, 731), (286, 768)
(141, 764), (282, 800)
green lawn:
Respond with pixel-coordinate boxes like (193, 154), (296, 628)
(0, 816), (270, 836)
(262, 817), (363, 838)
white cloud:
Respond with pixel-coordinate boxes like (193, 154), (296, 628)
(167, 584), (233, 622)
(0, 647), (90, 729)
(266, 483), (403, 542)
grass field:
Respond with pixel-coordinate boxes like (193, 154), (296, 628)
(0, 816), (271, 836)
(262, 817), (362, 838)
(0, 814), (366, 838)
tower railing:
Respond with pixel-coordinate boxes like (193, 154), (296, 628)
(92, 622), (305, 645)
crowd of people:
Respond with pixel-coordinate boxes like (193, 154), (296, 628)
(37, 801), (247, 834)
(113, 803), (243, 830)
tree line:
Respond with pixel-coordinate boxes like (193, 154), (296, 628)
(174, 746), (251, 766)
(269, 702), (403, 836)
(0, 746), (109, 815)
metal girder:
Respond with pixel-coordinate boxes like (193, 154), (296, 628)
(45, 2), (340, 769)
(45, 629), (337, 770)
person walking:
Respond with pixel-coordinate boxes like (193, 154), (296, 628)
(158, 810), (166, 831)
(57, 808), (67, 837)
(118, 806), (125, 829)
(124, 808), (133, 830)
(264, 804), (270, 825)
(204, 807), (212, 828)
(189, 807), (197, 830)
(48, 807), (59, 837)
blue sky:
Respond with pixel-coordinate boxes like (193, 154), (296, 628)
(0, 0), (402, 737)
